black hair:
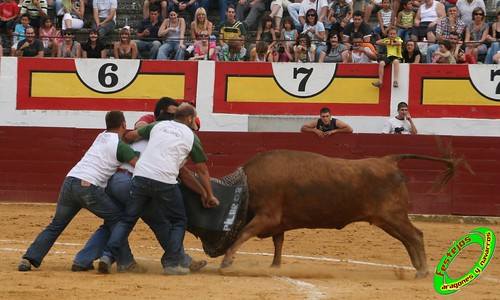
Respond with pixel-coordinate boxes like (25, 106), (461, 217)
(397, 102), (408, 110)
(105, 111), (125, 130)
(305, 8), (318, 25)
(154, 97), (179, 117)
(320, 107), (331, 114)
(149, 4), (160, 13)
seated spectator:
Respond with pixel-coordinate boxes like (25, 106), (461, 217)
(396, 0), (415, 41)
(301, 107), (353, 138)
(372, 26), (402, 88)
(256, 15), (276, 49)
(318, 31), (349, 63)
(11, 14), (30, 56)
(249, 41), (272, 61)
(20, 0), (48, 30)
(449, 31), (475, 64)
(363, 0), (383, 23)
(294, 33), (316, 62)
(201, 0), (229, 25)
(273, 41), (293, 62)
(493, 51), (500, 63)
(190, 7), (213, 45)
(343, 10), (372, 46)
(456, 0), (485, 27)
(382, 101), (417, 134)
(325, 0), (351, 39)
(15, 26), (44, 57)
(0, 0), (20, 40)
(157, 9), (186, 60)
(39, 16), (60, 57)
(114, 27), (138, 59)
(372, 0), (392, 41)
(168, 0), (200, 21)
(134, 4), (163, 59)
(302, 8), (326, 61)
(58, 28), (81, 57)
(219, 36), (245, 61)
(269, 0), (293, 32)
(402, 39), (421, 63)
(188, 30), (217, 60)
(411, 0), (445, 43)
(143, 0), (167, 20)
(93, 0), (117, 39)
(236, 0), (266, 31)
(281, 16), (298, 54)
(486, 10), (500, 64)
(62, 0), (85, 30)
(217, 5), (246, 59)
(464, 7), (488, 62)
(298, 0), (328, 34)
(347, 32), (378, 63)
(81, 29), (107, 58)
(431, 40), (456, 63)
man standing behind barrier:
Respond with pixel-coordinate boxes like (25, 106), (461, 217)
(382, 101), (418, 134)
(301, 107), (353, 138)
(98, 103), (219, 275)
(18, 111), (137, 272)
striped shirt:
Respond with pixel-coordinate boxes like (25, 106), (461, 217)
(20, 0), (48, 19)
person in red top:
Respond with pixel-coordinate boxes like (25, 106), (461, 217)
(0, 0), (20, 38)
(135, 97), (201, 130)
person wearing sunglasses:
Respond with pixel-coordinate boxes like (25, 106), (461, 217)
(189, 30), (217, 60)
(456, 0), (486, 27)
(58, 29), (81, 58)
(464, 7), (488, 62)
(297, 0), (328, 33)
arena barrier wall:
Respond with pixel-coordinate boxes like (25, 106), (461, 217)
(0, 127), (498, 217)
(1, 58), (500, 136)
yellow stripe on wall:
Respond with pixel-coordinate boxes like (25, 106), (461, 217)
(31, 72), (185, 99)
(227, 76), (379, 103)
(423, 79), (500, 106)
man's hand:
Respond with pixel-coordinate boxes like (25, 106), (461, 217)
(315, 129), (325, 138)
(202, 195), (220, 208)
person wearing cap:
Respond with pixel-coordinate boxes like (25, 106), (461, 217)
(301, 107), (353, 138)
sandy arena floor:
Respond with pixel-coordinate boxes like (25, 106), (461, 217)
(0, 203), (498, 300)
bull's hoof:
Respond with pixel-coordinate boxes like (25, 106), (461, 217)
(415, 270), (429, 279)
(220, 259), (233, 268)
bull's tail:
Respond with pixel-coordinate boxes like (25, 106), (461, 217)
(388, 154), (472, 191)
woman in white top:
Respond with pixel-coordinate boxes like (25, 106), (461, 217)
(411, 0), (445, 43)
(157, 9), (186, 60)
(62, 0), (85, 30)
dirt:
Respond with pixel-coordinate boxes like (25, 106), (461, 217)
(1, 203), (498, 300)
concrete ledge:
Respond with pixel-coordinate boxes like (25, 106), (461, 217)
(409, 214), (500, 225)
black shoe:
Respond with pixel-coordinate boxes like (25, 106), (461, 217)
(98, 256), (112, 274)
(71, 262), (95, 272)
(18, 259), (32, 272)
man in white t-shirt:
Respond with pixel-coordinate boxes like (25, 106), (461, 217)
(18, 111), (138, 272)
(98, 103), (219, 276)
(456, 0), (485, 27)
(382, 102), (418, 134)
(93, 0), (117, 38)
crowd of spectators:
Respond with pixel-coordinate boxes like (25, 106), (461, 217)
(0, 0), (499, 62)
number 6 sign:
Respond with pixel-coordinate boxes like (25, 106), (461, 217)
(75, 59), (141, 94)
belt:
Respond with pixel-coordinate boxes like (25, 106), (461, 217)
(116, 168), (133, 177)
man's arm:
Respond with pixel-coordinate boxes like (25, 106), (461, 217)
(179, 166), (208, 203)
(301, 119), (324, 138)
(407, 114), (417, 134)
(325, 119), (353, 135)
(194, 162), (219, 208)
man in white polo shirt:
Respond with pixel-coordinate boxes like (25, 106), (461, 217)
(98, 103), (219, 275)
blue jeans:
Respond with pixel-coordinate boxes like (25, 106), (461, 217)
(73, 173), (135, 268)
(426, 44), (439, 63)
(102, 176), (188, 268)
(134, 39), (161, 59)
(168, 1), (200, 19)
(398, 28), (411, 41)
(486, 42), (500, 64)
(22, 177), (122, 268)
(288, 3), (302, 33)
(201, 0), (228, 23)
(157, 41), (185, 60)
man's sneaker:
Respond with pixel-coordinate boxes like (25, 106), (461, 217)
(188, 260), (207, 272)
(164, 265), (191, 275)
(98, 256), (112, 274)
(372, 81), (382, 88)
(71, 262), (95, 272)
(18, 259), (31, 272)
(117, 262), (148, 273)
(393, 81), (399, 88)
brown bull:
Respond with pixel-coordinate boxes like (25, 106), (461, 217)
(221, 150), (462, 278)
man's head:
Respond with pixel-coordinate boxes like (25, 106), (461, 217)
(320, 107), (332, 125)
(397, 102), (409, 118)
(154, 97), (179, 118)
(351, 32), (364, 47)
(149, 5), (160, 21)
(25, 26), (35, 41)
(106, 111), (126, 130)
(20, 14), (30, 26)
(226, 4), (236, 22)
(447, 5), (458, 17)
(449, 31), (460, 45)
(175, 102), (198, 131)
(352, 10), (364, 27)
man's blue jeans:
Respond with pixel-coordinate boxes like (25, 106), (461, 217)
(134, 40), (162, 60)
(22, 177), (122, 268)
(102, 176), (188, 268)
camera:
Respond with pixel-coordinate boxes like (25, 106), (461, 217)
(278, 46), (285, 53)
(394, 127), (405, 134)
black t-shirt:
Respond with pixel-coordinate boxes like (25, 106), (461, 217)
(81, 42), (106, 58)
(316, 118), (338, 132)
(343, 22), (372, 41)
(16, 39), (44, 57)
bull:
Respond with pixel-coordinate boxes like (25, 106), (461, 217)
(219, 150), (463, 278)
